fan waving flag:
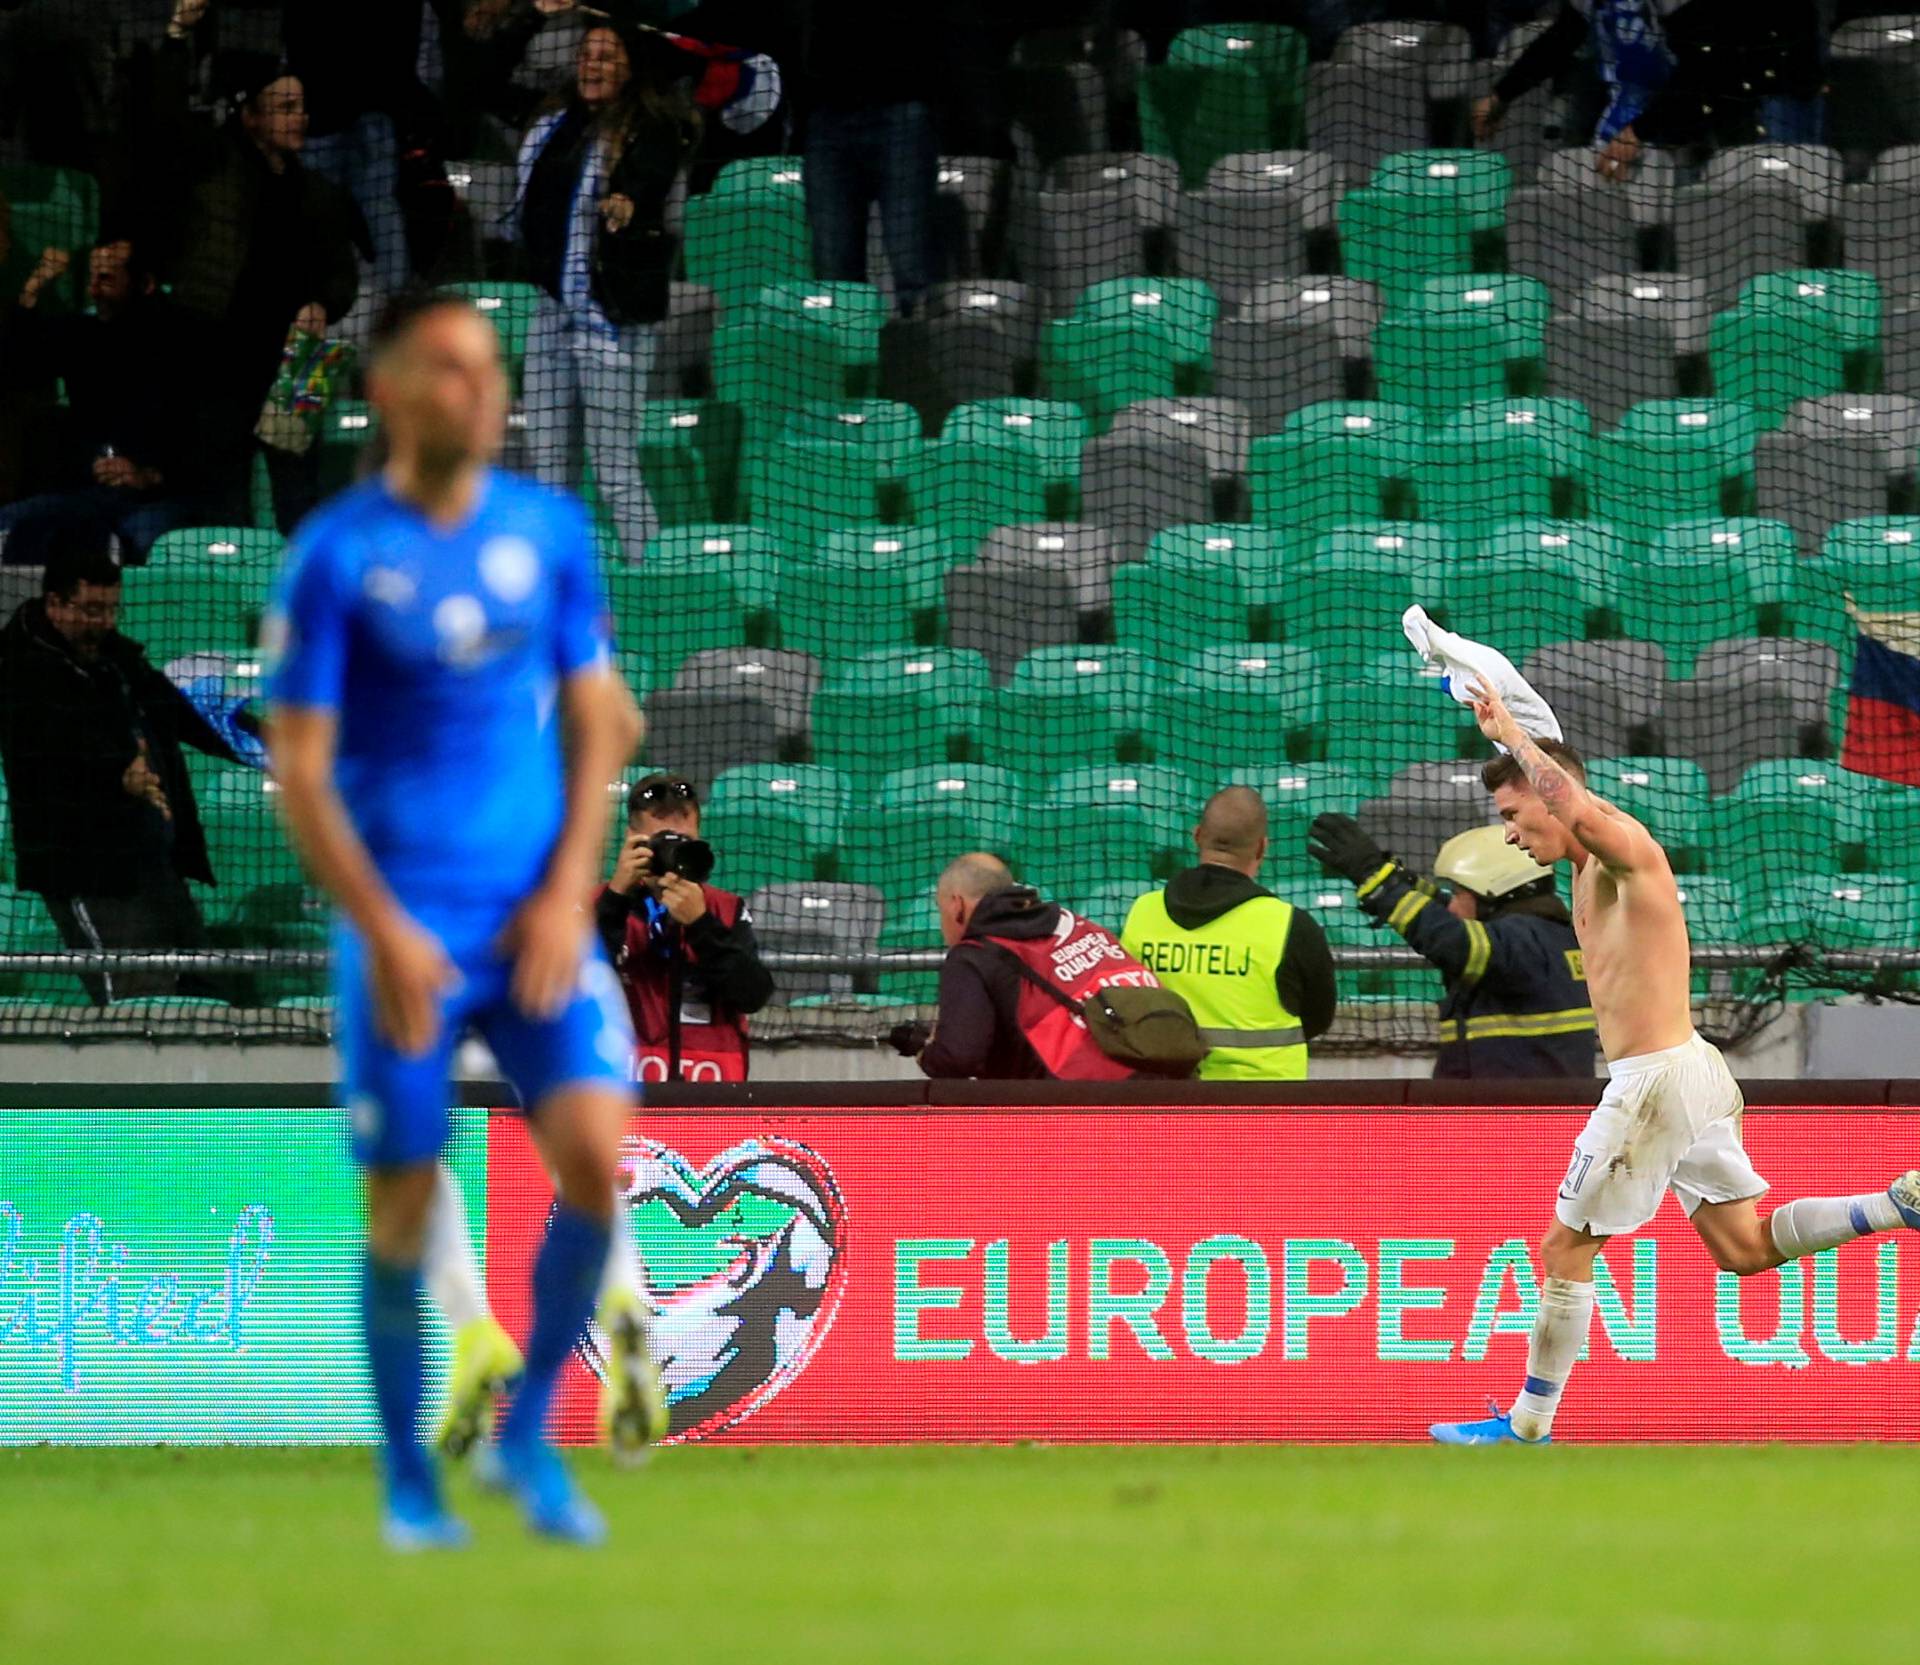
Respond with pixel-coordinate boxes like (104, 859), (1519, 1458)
(1841, 597), (1920, 786)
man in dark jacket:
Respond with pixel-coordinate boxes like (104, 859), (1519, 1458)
(1307, 813), (1596, 1079)
(594, 771), (774, 1081)
(0, 236), (216, 565)
(911, 852), (1171, 1082)
(0, 533), (251, 1002)
(1122, 787), (1337, 1080)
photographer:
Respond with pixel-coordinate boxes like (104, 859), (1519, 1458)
(593, 771), (774, 1083)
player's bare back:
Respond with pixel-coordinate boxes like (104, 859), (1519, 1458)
(1569, 801), (1695, 1062)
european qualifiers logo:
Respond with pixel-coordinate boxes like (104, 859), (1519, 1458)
(0, 1202), (276, 1390)
(575, 1137), (847, 1441)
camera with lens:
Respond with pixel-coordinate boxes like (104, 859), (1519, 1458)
(646, 830), (715, 885)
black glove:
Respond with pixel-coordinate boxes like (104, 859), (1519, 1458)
(1307, 812), (1391, 886)
(887, 1019), (932, 1058)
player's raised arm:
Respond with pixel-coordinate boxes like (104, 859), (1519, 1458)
(1466, 679), (1646, 870)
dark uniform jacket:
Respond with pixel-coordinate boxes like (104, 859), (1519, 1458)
(0, 598), (243, 899)
(1356, 865), (1596, 1079)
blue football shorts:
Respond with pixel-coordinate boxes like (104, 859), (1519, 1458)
(335, 903), (634, 1167)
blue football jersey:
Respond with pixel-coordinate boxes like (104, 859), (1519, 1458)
(265, 469), (612, 911)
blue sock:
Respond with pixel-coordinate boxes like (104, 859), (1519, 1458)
(361, 1254), (435, 1501)
(501, 1203), (611, 1451)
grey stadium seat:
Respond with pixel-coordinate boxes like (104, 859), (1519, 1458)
(879, 282), (1038, 429)
(749, 882), (887, 1000)
(653, 283), (716, 398)
(1079, 427), (1218, 558)
(1755, 394), (1920, 550)
(1826, 18), (1920, 158)
(671, 649), (820, 753)
(1883, 298), (1920, 396)
(1661, 670), (1807, 794)
(976, 520), (1123, 615)
(642, 690), (779, 796)
(1212, 310), (1350, 433)
(945, 563), (1085, 682)
(1671, 177), (1809, 305)
(1361, 760), (1498, 865)
(1692, 638), (1842, 749)
(1704, 144), (1846, 226)
(1109, 396), (1251, 481)
(1174, 189), (1307, 304)
(1538, 146), (1676, 230)
(1506, 183), (1641, 303)
(1522, 640), (1670, 758)
(1204, 149), (1344, 232)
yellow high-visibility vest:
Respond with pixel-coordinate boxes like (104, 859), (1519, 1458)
(1121, 889), (1308, 1080)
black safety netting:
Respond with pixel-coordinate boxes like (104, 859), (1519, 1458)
(1, 0), (1916, 1052)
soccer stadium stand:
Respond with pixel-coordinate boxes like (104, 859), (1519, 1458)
(0, 0), (1916, 1059)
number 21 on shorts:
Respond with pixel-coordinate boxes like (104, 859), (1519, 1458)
(1560, 1148), (1595, 1200)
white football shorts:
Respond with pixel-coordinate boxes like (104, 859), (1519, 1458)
(1554, 1031), (1768, 1237)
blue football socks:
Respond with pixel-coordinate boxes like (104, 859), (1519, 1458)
(500, 1203), (612, 1451)
(362, 1253), (435, 1499)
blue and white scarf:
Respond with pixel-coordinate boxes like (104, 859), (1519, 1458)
(1585, 0), (1677, 143)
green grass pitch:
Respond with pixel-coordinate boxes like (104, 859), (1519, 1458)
(2, 1445), (1910, 1663)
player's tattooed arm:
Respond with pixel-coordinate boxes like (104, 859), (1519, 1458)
(1509, 728), (1578, 818)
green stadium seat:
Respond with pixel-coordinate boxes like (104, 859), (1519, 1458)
(990, 647), (1161, 776)
(1076, 278), (1220, 379)
(714, 316), (854, 412)
(1040, 312), (1185, 431)
(1140, 24), (1308, 186)
(1019, 765), (1200, 893)
(702, 764), (851, 891)
(1288, 523), (1459, 675)
(1156, 644), (1325, 774)
(1818, 516), (1920, 610)
(775, 528), (951, 660)
(1408, 429), (1557, 532)
(744, 281), (886, 393)
(1143, 523), (1296, 635)
(1750, 875), (1920, 986)
(1438, 530), (1613, 666)
(1453, 397), (1595, 476)
(1370, 151), (1513, 234)
(1337, 188), (1475, 305)
(1619, 516), (1798, 675)
(633, 400), (745, 525)
(1868, 782), (1920, 880)
(197, 770), (308, 922)
(904, 400), (1087, 540)
(1061, 879), (1160, 934)
(1405, 272), (1550, 360)
(605, 535), (765, 682)
(1372, 313), (1513, 421)
(842, 764), (1021, 903)
(147, 525), (286, 567)
(683, 160), (811, 301)
(316, 400), (379, 496)
(1334, 654), (1479, 786)
(1233, 761), (1371, 884)
(1674, 874), (1745, 996)
(1708, 309), (1849, 431)
(1701, 760), (1876, 884)
(875, 892), (944, 1003)
(1247, 401), (1423, 532)
(442, 281), (540, 393)
(810, 648), (993, 785)
(1583, 756), (1711, 870)
(123, 536), (279, 665)
(1735, 268), (1884, 392)
(744, 402), (921, 549)
(1274, 877), (1375, 950)
(1110, 559), (1250, 656)
(1589, 399), (1760, 543)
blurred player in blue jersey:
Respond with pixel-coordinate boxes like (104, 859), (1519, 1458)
(265, 291), (643, 1549)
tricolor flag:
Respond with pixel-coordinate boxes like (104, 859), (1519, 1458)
(1841, 597), (1920, 786)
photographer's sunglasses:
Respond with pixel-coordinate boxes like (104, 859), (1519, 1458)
(633, 780), (697, 809)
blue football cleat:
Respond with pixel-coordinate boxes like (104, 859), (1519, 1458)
(1888, 1171), (1920, 1231)
(1429, 1399), (1551, 1446)
(491, 1438), (608, 1547)
(381, 1485), (470, 1552)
